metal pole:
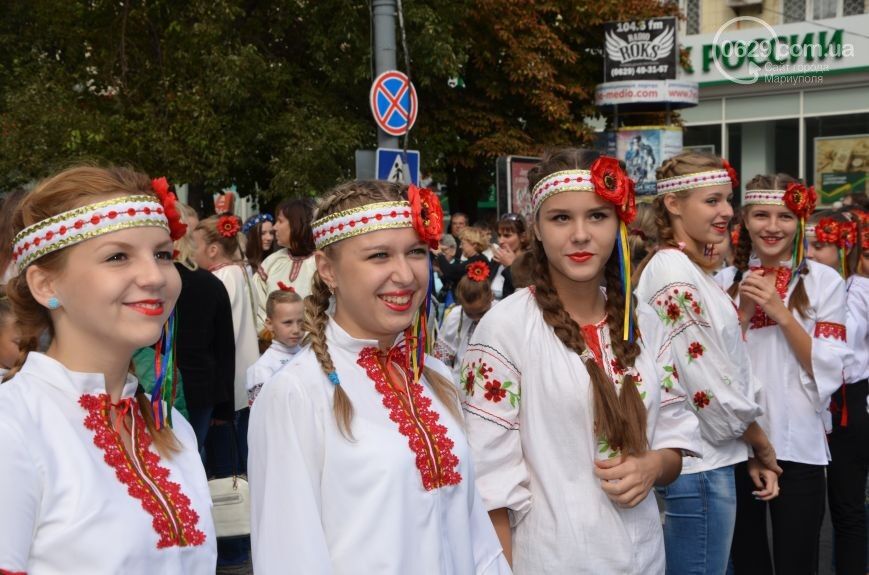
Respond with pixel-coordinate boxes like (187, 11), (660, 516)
(372, 0), (399, 149)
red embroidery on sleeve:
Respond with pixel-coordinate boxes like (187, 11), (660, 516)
(80, 394), (206, 549)
(358, 346), (462, 491)
(0, 569), (27, 574)
(814, 321), (846, 341)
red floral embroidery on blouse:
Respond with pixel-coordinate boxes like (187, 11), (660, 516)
(687, 341), (705, 360)
(814, 321), (846, 341)
(79, 394), (206, 549)
(357, 346), (462, 491)
(748, 266), (791, 330)
(693, 391), (712, 409)
(484, 380), (507, 402)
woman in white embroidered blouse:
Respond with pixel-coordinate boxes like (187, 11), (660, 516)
(635, 151), (780, 575)
(247, 180), (510, 575)
(461, 149), (701, 574)
(0, 166), (216, 574)
(718, 174), (849, 575)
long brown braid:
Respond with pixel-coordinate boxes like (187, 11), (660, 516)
(529, 148), (647, 455)
(728, 173), (810, 317)
(304, 180), (460, 439)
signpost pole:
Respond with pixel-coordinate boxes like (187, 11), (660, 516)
(372, 0), (400, 149)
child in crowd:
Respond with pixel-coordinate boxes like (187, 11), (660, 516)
(435, 226), (490, 290)
(246, 290), (305, 406)
(0, 296), (19, 379)
(434, 261), (495, 384)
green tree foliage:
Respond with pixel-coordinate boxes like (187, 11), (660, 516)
(0, 0), (677, 210)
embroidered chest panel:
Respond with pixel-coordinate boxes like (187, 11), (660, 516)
(357, 347), (462, 491)
(79, 394), (206, 549)
(748, 267), (791, 330)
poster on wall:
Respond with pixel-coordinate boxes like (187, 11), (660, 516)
(814, 135), (869, 204)
(604, 17), (677, 82)
(617, 126), (683, 198)
(496, 156), (540, 220)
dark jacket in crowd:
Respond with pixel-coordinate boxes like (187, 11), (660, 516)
(174, 262), (236, 421)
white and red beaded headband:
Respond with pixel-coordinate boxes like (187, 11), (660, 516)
(12, 195), (169, 270)
(312, 201), (413, 250)
(655, 169), (733, 195)
(743, 189), (785, 206)
(530, 170), (594, 214)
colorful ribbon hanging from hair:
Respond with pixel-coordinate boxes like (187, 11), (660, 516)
(791, 219), (809, 284)
(839, 246), (848, 278)
(150, 310), (178, 429)
(407, 258), (435, 383)
(617, 221), (635, 342)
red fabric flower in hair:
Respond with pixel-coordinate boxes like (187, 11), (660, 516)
(466, 261), (490, 282)
(151, 177), (187, 241)
(815, 217), (840, 245)
(722, 158), (739, 189)
(590, 156), (636, 224)
(840, 221), (857, 249)
(407, 184), (444, 250)
(217, 214), (241, 238)
(783, 182), (816, 219)
(730, 224), (741, 247)
(862, 228), (869, 251)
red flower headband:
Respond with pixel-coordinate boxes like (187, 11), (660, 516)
(407, 184), (444, 250)
(721, 159), (739, 189)
(151, 177), (188, 241)
(590, 157), (637, 224)
(466, 260), (490, 282)
(217, 214), (241, 239)
(783, 182), (817, 219)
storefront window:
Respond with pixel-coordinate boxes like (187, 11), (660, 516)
(805, 113), (869, 204)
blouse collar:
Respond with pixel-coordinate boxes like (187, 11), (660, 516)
(20, 352), (139, 399)
(326, 317), (404, 355)
(270, 340), (301, 355)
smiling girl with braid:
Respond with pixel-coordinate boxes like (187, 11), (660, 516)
(247, 180), (509, 574)
(460, 148), (700, 573)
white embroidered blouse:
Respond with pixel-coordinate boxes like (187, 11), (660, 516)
(460, 288), (701, 574)
(637, 249), (763, 473)
(0, 353), (216, 574)
(247, 319), (510, 575)
(245, 340), (301, 406)
(252, 250), (316, 331)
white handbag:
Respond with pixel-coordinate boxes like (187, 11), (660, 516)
(208, 474), (251, 538)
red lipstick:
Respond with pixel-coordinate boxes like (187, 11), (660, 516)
(125, 299), (165, 317)
(567, 252), (593, 263)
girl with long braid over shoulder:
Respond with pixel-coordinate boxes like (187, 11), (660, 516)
(460, 148), (700, 574)
(0, 166), (216, 573)
(718, 175), (849, 575)
(247, 180), (510, 575)
(635, 151), (780, 575)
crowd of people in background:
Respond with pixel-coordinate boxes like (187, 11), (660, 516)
(0, 150), (866, 575)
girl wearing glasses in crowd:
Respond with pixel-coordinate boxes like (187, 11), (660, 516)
(635, 152), (780, 575)
(461, 148), (700, 573)
(490, 213), (529, 301)
(248, 180), (509, 574)
(0, 166), (215, 573)
(718, 175), (849, 575)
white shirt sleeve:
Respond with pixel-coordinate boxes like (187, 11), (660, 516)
(802, 268), (849, 410)
(460, 313), (531, 526)
(0, 416), (40, 572)
(638, 255), (762, 444)
(248, 375), (331, 574)
(433, 307), (462, 368)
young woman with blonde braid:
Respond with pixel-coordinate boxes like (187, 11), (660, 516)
(0, 166), (215, 573)
(460, 148), (700, 573)
(247, 180), (509, 575)
(719, 175), (850, 575)
(636, 152), (780, 575)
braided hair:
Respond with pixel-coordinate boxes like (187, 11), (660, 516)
(306, 180), (460, 439)
(527, 149), (647, 456)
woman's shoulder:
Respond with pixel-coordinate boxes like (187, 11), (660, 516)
(637, 249), (699, 293)
(260, 249), (290, 270)
(805, 260), (846, 292)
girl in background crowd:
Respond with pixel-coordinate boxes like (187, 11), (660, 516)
(720, 175), (849, 575)
(0, 166), (215, 572)
(0, 188), (27, 287)
(807, 210), (868, 574)
(254, 198), (316, 330)
(243, 213), (276, 275)
(246, 289), (304, 406)
(490, 213), (529, 301)
(248, 180), (509, 574)
(636, 151), (779, 575)
(462, 148), (699, 573)
(434, 260), (495, 384)
(0, 295), (18, 378)
(628, 202), (656, 270)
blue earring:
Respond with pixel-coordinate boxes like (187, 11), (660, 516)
(47, 297), (61, 310)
